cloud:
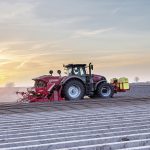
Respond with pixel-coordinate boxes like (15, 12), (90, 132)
(72, 28), (114, 38)
(0, 0), (149, 85)
(112, 8), (121, 15)
(0, 58), (10, 64)
(0, 1), (38, 21)
(16, 60), (29, 69)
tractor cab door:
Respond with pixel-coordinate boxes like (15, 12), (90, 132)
(75, 66), (87, 82)
(68, 66), (86, 82)
(74, 66), (93, 95)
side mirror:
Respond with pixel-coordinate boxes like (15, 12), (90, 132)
(49, 70), (53, 76)
(57, 70), (61, 76)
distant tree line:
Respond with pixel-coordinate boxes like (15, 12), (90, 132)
(5, 82), (15, 87)
(134, 77), (140, 83)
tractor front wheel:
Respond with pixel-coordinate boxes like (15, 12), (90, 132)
(97, 83), (114, 98)
(63, 80), (85, 101)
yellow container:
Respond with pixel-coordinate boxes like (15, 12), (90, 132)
(119, 77), (129, 90)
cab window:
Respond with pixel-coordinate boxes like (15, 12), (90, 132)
(80, 67), (86, 76)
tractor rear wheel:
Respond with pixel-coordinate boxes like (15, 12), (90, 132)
(97, 83), (114, 98)
(63, 80), (85, 100)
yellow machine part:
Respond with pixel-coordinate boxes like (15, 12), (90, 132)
(118, 77), (130, 90)
(110, 78), (118, 83)
(110, 78), (120, 88)
(110, 77), (130, 90)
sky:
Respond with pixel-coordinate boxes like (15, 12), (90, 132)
(0, 0), (150, 86)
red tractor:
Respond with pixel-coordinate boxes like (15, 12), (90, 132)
(17, 63), (129, 102)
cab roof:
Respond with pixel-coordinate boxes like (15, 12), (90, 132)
(64, 64), (87, 68)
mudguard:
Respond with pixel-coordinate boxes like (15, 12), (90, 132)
(61, 76), (85, 85)
(95, 80), (107, 90)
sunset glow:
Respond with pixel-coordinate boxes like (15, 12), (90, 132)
(0, 0), (150, 86)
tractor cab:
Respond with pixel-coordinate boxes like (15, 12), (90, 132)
(63, 63), (94, 84)
(64, 63), (93, 77)
(63, 63), (96, 96)
(64, 64), (87, 76)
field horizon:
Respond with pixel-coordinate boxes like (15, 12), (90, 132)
(0, 83), (150, 103)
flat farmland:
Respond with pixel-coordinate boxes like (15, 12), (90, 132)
(0, 84), (150, 150)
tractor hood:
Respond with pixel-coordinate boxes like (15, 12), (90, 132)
(92, 74), (106, 82)
(32, 75), (64, 83)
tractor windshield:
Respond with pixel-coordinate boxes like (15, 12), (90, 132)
(34, 80), (46, 88)
(66, 66), (86, 76)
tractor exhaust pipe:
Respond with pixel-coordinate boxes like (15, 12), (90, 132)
(89, 63), (94, 92)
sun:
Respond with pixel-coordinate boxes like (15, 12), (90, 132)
(0, 74), (8, 85)
(0, 53), (11, 62)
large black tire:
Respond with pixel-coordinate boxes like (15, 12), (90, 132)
(97, 83), (114, 98)
(63, 80), (85, 100)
